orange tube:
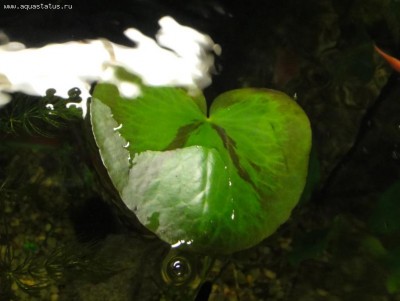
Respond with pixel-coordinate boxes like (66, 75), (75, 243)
(374, 45), (400, 73)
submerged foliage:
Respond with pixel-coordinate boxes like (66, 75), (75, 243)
(0, 110), (124, 300)
(0, 89), (81, 137)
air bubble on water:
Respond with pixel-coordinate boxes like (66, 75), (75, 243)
(68, 87), (81, 98)
(45, 88), (56, 97)
(172, 260), (185, 276)
(161, 249), (194, 286)
(166, 257), (191, 285)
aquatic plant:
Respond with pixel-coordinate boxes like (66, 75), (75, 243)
(91, 69), (312, 254)
(0, 234), (120, 300)
(0, 90), (81, 137)
(0, 143), (122, 300)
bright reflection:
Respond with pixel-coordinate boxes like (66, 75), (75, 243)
(45, 103), (54, 110)
(171, 239), (194, 248)
(0, 16), (220, 117)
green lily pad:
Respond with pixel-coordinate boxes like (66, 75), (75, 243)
(90, 73), (311, 254)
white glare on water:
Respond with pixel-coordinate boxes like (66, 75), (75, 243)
(0, 16), (220, 117)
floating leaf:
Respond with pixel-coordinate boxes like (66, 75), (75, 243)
(90, 73), (311, 254)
